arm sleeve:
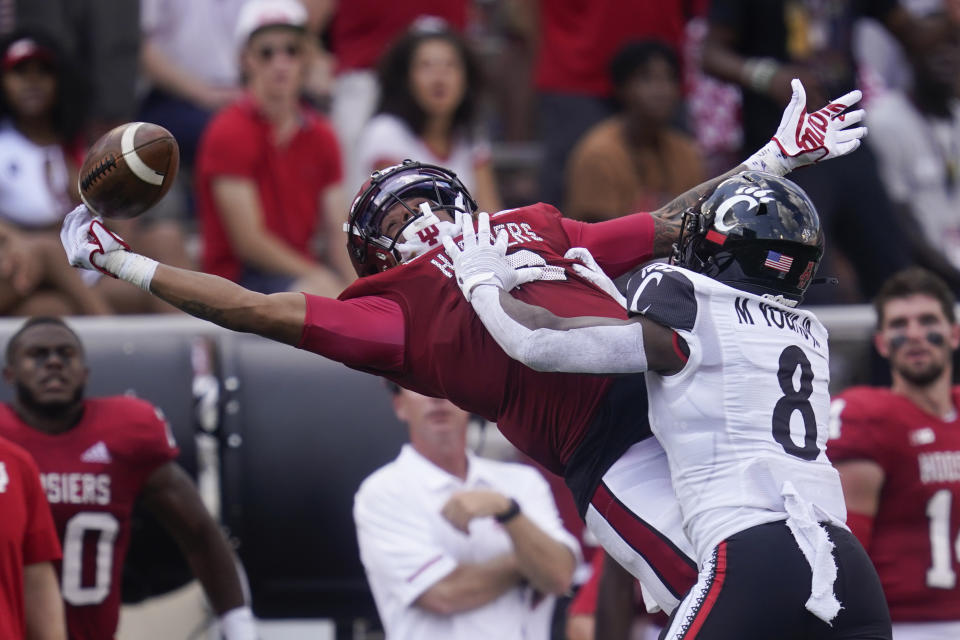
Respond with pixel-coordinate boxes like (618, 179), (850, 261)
(560, 213), (656, 279)
(298, 294), (406, 372)
(354, 482), (458, 608)
(469, 286), (649, 374)
(19, 457), (61, 565)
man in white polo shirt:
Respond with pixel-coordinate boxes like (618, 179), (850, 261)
(353, 384), (579, 640)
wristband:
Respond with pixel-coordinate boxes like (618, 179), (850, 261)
(495, 498), (521, 524)
(742, 139), (790, 177)
(219, 605), (257, 640)
(97, 251), (159, 292)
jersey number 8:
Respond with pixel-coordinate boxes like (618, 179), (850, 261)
(772, 345), (820, 461)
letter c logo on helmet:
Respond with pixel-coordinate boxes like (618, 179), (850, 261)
(673, 172), (823, 305)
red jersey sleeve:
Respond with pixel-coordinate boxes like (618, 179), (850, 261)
(122, 399), (180, 475)
(560, 212), (656, 278)
(827, 388), (898, 471)
(16, 450), (61, 565)
(197, 105), (261, 179)
(298, 294), (405, 372)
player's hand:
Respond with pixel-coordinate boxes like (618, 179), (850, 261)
(60, 204), (130, 277)
(441, 490), (514, 534)
(745, 79), (865, 176)
(565, 247), (627, 308)
(442, 212), (543, 301)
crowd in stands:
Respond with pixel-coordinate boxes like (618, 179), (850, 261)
(1, 0), (959, 637)
(0, 0), (955, 313)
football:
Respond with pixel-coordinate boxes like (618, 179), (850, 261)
(78, 122), (180, 219)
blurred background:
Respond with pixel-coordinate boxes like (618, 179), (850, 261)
(0, 0), (958, 638)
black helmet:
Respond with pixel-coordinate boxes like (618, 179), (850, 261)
(345, 160), (478, 277)
(671, 171), (823, 305)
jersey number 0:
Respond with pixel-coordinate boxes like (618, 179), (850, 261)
(61, 512), (119, 605)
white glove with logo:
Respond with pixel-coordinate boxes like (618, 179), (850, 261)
(442, 212), (544, 301)
(745, 79), (865, 176)
(60, 205), (158, 291)
(565, 247), (627, 309)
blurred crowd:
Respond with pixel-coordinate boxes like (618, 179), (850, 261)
(1, 1), (959, 638)
(0, 0), (956, 317)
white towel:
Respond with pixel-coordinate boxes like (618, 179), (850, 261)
(781, 481), (842, 624)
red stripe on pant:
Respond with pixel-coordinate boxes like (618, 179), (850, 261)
(684, 542), (728, 638)
(591, 481), (698, 598)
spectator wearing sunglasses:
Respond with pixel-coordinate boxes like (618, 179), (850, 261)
(195, 0), (355, 297)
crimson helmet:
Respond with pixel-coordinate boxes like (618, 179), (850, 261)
(671, 171), (823, 306)
(345, 160), (478, 277)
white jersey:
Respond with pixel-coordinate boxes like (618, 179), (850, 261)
(625, 263), (847, 560)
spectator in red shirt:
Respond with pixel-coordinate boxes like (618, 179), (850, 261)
(0, 434), (65, 640)
(196, 0), (353, 296)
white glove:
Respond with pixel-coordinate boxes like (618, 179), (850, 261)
(565, 247), (626, 309)
(60, 204), (158, 291)
(442, 212), (543, 301)
(744, 79), (865, 176)
(219, 606), (258, 640)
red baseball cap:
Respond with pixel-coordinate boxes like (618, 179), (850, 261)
(2, 38), (55, 71)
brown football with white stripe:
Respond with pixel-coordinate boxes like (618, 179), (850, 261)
(78, 122), (180, 219)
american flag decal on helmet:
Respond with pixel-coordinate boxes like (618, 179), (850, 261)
(764, 250), (793, 273)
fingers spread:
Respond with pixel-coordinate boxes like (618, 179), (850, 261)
(494, 229), (509, 252)
(833, 108), (864, 127)
(476, 211), (491, 245)
(835, 126), (867, 143)
(442, 235), (459, 258)
(790, 78), (806, 105)
(829, 89), (863, 110)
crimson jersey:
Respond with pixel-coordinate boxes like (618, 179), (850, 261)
(0, 435), (61, 640)
(309, 203), (650, 474)
(0, 398), (179, 640)
(828, 386), (960, 622)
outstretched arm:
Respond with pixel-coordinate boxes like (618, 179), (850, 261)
(443, 213), (686, 375)
(150, 264), (307, 345)
(472, 286), (684, 375)
(647, 79), (866, 258)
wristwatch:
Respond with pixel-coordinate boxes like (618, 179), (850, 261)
(495, 497), (522, 524)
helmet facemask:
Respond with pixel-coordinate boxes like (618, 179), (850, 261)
(346, 160), (478, 277)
